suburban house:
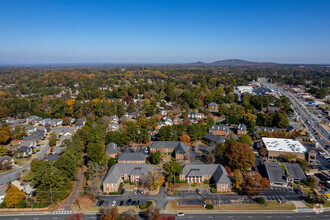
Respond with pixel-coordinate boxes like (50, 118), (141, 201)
(106, 142), (118, 158)
(203, 133), (227, 145)
(18, 146), (33, 158)
(256, 127), (284, 134)
(19, 140), (37, 149)
(264, 162), (287, 186)
(160, 109), (169, 116)
(262, 107), (280, 113)
(208, 102), (218, 112)
(46, 153), (61, 161)
(262, 137), (307, 161)
(109, 122), (119, 131)
(117, 152), (146, 164)
(75, 118), (86, 128)
(25, 125), (36, 134)
(102, 163), (152, 192)
(283, 162), (306, 182)
(188, 112), (204, 120)
(180, 164), (232, 192)
(0, 156), (14, 169)
(149, 141), (187, 160)
(209, 124), (229, 137)
(237, 123), (247, 135)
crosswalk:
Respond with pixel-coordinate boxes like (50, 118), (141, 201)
(264, 196), (286, 201)
(297, 207), (313, 213)
(52, 210), (74, 214)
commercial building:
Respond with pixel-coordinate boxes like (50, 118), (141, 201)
(180, 164), (232, 192)
(262, 137), (307, 160)
(149, 141), (187, 160)
(264, 162), (287, 186)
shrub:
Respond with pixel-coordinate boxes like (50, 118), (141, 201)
(32, 202), (48, 208)
(203, 180), (210, 184)
(255, 197), (265, 205)
(139, 203), (147, 210)
(17, 200), (27, 208)
(173, 189), (178, 195)
(129, 182), (136, 185)
(191, 183), (197, 187)
(205, 204), (214, 209)
(146, 201), (152, 208)
(210, 187), (217, 193)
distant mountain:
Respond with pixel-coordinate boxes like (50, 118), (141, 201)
(189, 59), (278, 66)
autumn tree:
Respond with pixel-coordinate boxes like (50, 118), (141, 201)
(180, 134), (191, 145)
(225, 142), (255, 172)
(99, 206), (119, 220)
(0, 146), (8, 156)
(49, 131), (58, 146)
(121, 209), (138, 220)
(0, 128), (10, 144)
(4, 185), (25, 208)
(244, 171), (270, 196)
(233, 169), (243, 190)
(62, 116), (71, 125)
(140, 170), (165, 191)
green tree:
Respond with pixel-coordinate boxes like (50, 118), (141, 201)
(13, 125), (27, 140)
(149, 151), (162, 165)
(138, 128), (150, 143)
(237, 134), (253, 146)
(0, 146), (8, 156)
(108, 157), (116, 169)
(163, 160), (182, 183)
(275, 113), (289, 128)
(86, 142), (106, 164)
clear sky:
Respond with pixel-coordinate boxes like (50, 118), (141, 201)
(0, 0), (329, 64)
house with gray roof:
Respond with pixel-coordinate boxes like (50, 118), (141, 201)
(237, 123), (247, 135)
(180, 164), (232, 192)
(75, 118), (86, 128)
(209, 124), (229, 136)
(102, 163), (152, 193)
(264, 162), (287, 186)
(118, 152), (146, 164)
(283, 162), (306, 182)
(203, 133), (227, 145)
(106, 142), (118, 158)
(149, 141), (187, 160)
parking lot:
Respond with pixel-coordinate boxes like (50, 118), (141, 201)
(268, 186), (295, 193)
(97, 198), (151, 207)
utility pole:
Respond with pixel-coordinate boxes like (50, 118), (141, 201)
(218, 195), (220, 208)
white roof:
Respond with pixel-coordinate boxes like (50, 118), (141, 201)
(262, 137), (307, 154)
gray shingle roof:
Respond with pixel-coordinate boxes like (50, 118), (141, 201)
(106, 142), (118, 155)
(238, 123), (247, 131)
(150, 141), (187, 154)
(209, 124), (229, 132)
(117, 152), (146, 162)
(103, 163), (152, 184)
(264, 162), (287, 184)
(203, 133), (227, 144)
(283, 162), (306, 180)
(182, 164), (231, 184)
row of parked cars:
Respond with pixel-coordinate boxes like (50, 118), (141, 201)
(108, 199), (148, 207)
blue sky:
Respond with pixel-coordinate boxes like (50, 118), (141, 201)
(0, 0), (329, 64)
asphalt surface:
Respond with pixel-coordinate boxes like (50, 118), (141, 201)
(261, 81), (330, 151)
(0, 143), (49, 185)
(0, 212), (330, 220)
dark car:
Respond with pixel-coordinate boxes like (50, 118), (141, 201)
(120, 200), (124, 206)
(132, 200), (136, 206)
(196, 189), (200, 194)
(127, 199), (132, 206)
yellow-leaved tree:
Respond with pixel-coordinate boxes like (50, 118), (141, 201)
(4, 185), (25, 208)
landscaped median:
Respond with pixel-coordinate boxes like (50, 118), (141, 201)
(165, 200), (296, 213)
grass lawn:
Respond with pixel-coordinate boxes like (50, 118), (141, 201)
(168, 183), (209, 189)
(166, 201), (296, 212)
(305, 201), (330, 209)
(124, 183), (137, 190)
(15, 156), (36, 166)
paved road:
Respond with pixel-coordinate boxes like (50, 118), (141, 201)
(0, 143), (49, 185)
(260, 80), (330, 151)
(0, 212), (329, 220)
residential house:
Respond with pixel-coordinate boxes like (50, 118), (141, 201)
(75, 118), (86, 128)
(102, 163), (152, 192)
(46, 153), (61, 161)
(160, 110), (169, 116)
(25, 125), (36, 134)
(19, 140), (37, 149)
(180, 164), (232, 192)
(117, 152), (146, 164)
(237, 123), (247, 135)
(52, 119), (63, 127)
(109, 122), (119, 131)
(111, 115), (119, 123)
(264, 162), (287, 186)
(0, 156), (14, 169)
(262, 107), (280, 113)
(188, 112), (204, 120)
(106, 142), (118, 158)
(18, 146), (32, 158)
(149, 141), (187, 160)
(208, 102), (218, 112)
(209, 124), (229, 137)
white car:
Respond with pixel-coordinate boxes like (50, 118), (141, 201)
(324, 156), (330, 159)
(111, 201), (116, 206)
(177, 213), (185, 217)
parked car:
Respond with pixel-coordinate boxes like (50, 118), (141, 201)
(140, 190), (144, 194)
(111, 201), (116, 206)
(177, 213), (185, 217)
(127, 199), (132, 206)
(133, 190), (137, 194)
(196, 189), (200, 194)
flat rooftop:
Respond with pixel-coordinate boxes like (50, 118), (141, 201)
(262, 137), (307, 154)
